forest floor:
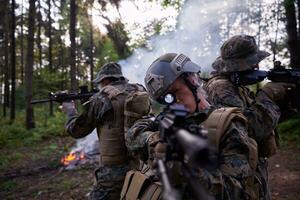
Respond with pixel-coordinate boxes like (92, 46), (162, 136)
(0, 135), (300, 200)
(269, 143), (300, 200)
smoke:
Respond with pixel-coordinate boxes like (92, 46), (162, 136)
(120, 0), (246, 83)
(70, 0), (270, 160)
(71, 129), (99, 155)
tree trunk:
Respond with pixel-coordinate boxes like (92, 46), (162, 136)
(70, 0), (77, 92)
(20, 0), (24, 83)
(59, 1), (65, 90)
(47, 0), (52, 71)
(37, 0), (42, 69)
(272, 0), (281, 62)
(284, 0), (300, 68)
(297, 0), (300, 39)
(3, 0), (10, 117)
(89, 15), (94, 89)
(10, 0), (16, 122)
(25, 0), (36, 129)
(256, 0), (262, 49)
(47, 0), (53, 116)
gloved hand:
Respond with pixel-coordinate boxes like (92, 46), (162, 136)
(147, 132), (167, 165)
(60, 101), (78, 117)
(258, 82), (296, 103)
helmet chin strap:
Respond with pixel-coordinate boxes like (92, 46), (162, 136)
(181, 74), (201, 113)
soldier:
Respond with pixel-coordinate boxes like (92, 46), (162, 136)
(121, 53), (259, 199)
(61, 62), (151, 200)
(203, 35), (293, 199)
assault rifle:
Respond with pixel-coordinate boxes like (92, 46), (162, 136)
(230, 61), (300, 111)
(155, 103), (215, 200)
(229, 61), (300, 85)
(30, 85), (99, 104)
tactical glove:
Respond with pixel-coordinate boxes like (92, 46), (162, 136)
(61, 101), (78, 117)
(258, 82), (296, 103)
(147, 132), (167, 166)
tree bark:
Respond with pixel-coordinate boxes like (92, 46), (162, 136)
(20, 0), (24, 83)
(10, 0), (16, 122)
(89, 13), (94, 89)
(47, 0), (53, 71)
(47, 0), (53, 116)
(297, 0), (300, 39)
(284, 0), (300, 68)
(25, 0), (36, 129)
(37, 0), (42, 69)
(59, 0), (66, 89)
(3, 0), (10, 117)
(70, 0), (77, 92)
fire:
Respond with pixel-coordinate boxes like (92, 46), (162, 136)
(61, 151), (85, 166)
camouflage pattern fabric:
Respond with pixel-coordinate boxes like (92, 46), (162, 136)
(88, 165), (130, 200)
(125, 117), (157, 161)
(65, 80), (139, 200)
(203, 76), (280, 144)
(125, 112), (257, 199)
(203, 76), (281, 200)
(212, 35), (270, 73)
(93, 62), (125, 84)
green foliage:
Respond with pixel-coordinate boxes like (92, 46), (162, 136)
(105, 20), (132, 59)
(0, 107), (67, 149)
(15, 85), (26, 110)
(0, 180), (17, 193)
(32, 68), (66, 99)
(277, 117), (300, 147)
(161, 0), (184, 10)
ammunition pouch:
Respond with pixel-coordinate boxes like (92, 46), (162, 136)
(121, 164), (162, 200)
(203, 107), (247, 149)
(99, 127), (128, 166)
(124, 90), (151, 132)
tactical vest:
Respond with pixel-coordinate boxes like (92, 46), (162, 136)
(121, 108), (255, 200)
(98, 83), (151, 166)
(204, 76), (278, 158)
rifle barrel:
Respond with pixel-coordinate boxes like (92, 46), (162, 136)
(30, 92), (96, 105)
(30, 98), (53, 104)
(158, 159), (180, 200)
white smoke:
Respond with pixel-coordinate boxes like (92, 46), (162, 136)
(71, 129), (99, 155)
(71, 0), (280, 160)
(120, 0), (247, 83)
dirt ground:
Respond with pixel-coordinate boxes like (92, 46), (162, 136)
(1, 141), (300, 200)
(268, 146), (300, 200)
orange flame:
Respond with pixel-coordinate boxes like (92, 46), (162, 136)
(61, 151), (85, 166)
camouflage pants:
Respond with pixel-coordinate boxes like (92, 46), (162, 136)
(88, 165), (129, 200)
(256, 158), (271, 200)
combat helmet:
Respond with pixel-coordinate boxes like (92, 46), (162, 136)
(212, 35), (270, 73)
(144, 53), (201, 104)
(93, 62), (124, 84)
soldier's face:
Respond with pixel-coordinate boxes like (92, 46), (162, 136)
(168, 77), (210, 113)
(99, 78), (111, 88)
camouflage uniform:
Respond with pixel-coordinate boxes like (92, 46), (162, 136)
(203, 35), (282, 199)
(65, 63), (151, 200)
(125, 108), (258, 199)
(122, 53), (259, 200)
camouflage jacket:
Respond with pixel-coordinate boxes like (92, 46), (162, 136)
(125, 110), (256, 199)
(203, 75), (281, 145)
